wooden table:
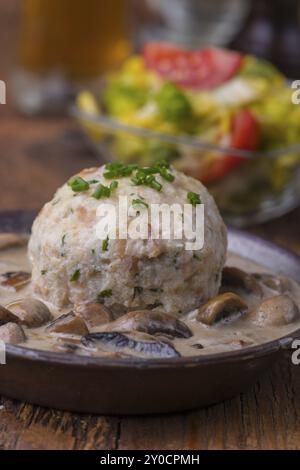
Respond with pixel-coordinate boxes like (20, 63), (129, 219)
(1, 1), (300, 451)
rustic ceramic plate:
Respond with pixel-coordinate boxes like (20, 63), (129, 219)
(0, 210), (299, 415)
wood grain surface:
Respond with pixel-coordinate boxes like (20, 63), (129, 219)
(0, 0), (300, 451)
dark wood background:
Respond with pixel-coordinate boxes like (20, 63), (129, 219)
(0, 0), (300, 450)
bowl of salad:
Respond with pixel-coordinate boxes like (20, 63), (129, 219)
(74, 43), (300, 227)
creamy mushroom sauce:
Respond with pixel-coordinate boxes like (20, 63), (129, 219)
(1, 236), (300, 358)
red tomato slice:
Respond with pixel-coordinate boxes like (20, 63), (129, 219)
(200, 110), (260, 185)
(143, 42), (243, 90)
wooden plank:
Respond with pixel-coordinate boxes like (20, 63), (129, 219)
(118, 357), (300, 450)
(0, 398), (119, 450)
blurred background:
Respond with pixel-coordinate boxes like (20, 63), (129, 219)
(1, 0), (300, 231)
(8, 0), (300, 114)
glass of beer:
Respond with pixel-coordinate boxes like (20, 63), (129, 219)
(14, 0), (132, 114)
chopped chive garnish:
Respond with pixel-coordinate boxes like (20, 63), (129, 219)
(132, 198), (149, 209)
(68, 176), (90, 193)
(92, 181), (118, 200)
(87, 179), (100, 184)
(62, 234), (66, 246)
(103, 161), (174, 192)
(132, 171), (162, 192)
(98, 289), (112, 299)
(110, 180), (119, 191)
(158, 167), (175, 182)
(187, 192), (201, 206)
(146, 175), (162, 192)
(70, 269), (81, 282)
(92, 185), (110, 199)
(104, 163), (138, 179)
(102, 236), (109, 252)
(41, 270), (47, 276)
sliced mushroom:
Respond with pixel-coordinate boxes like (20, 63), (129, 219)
(74, 302), (112, 327)
(54, 340), (129, 358)
(197, 292), (248, 326)
(0, 233), (27, 251)
(0, 271), (31, 291)
(106, 310), (192, 339)
(221, 267), (263, 297)
(46, 312), (89, 336)
(250, 295), (300, 327)
(81, 331), (180, 358)
(0, 322), (26, 344)
(0, 304), (20, 324)
(109, 303), (160, 318)
(253, 273), (294, 294)
(109, 303), (128, 318)
(6, 299), (53, 328)
(52, 334), (82, 352)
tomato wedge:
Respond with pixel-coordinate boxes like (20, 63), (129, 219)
(143, 42), (243, 90)
(200, 110), (261, 185)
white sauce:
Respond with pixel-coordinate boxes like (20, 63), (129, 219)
(1, 240), (300, 358)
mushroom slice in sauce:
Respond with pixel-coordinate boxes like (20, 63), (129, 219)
(0, 304), (20, 324)
(106, 310), (192, 339)
(221, 267), (263, 297)
(74, 302), (112, 327)
(6, 299), (53, 328)
(197, 292), (248, 326)
(109, 303), (160, 319)
(0, 322), (26, 344)
(81, 331), (181, 358)
(0, 233), (27, 251)
(253, 273), (295, 294)
(0, 271), (31, 291)
(250, 295), (300, 327)
(46, 312), (89, 336)
(54, 340), (126, 358)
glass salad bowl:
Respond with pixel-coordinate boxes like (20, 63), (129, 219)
(71, 43), (300, 227)
(73, 103), (300, 227)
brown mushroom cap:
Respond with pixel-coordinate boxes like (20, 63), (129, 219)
(0, 304), (20, 324)
(221, 267), (263, 297)
(197, 292), (248, 326)
(46, 312), (89, 336)
(253, 273), (294, 294)
(250, 295), (300, 327)
(0, 271), (31, 291)
(105, 310), (192, 339)
(6, 298), (53, 328)
(74, 302), (112, 327)
(0, 322), (26, 344)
